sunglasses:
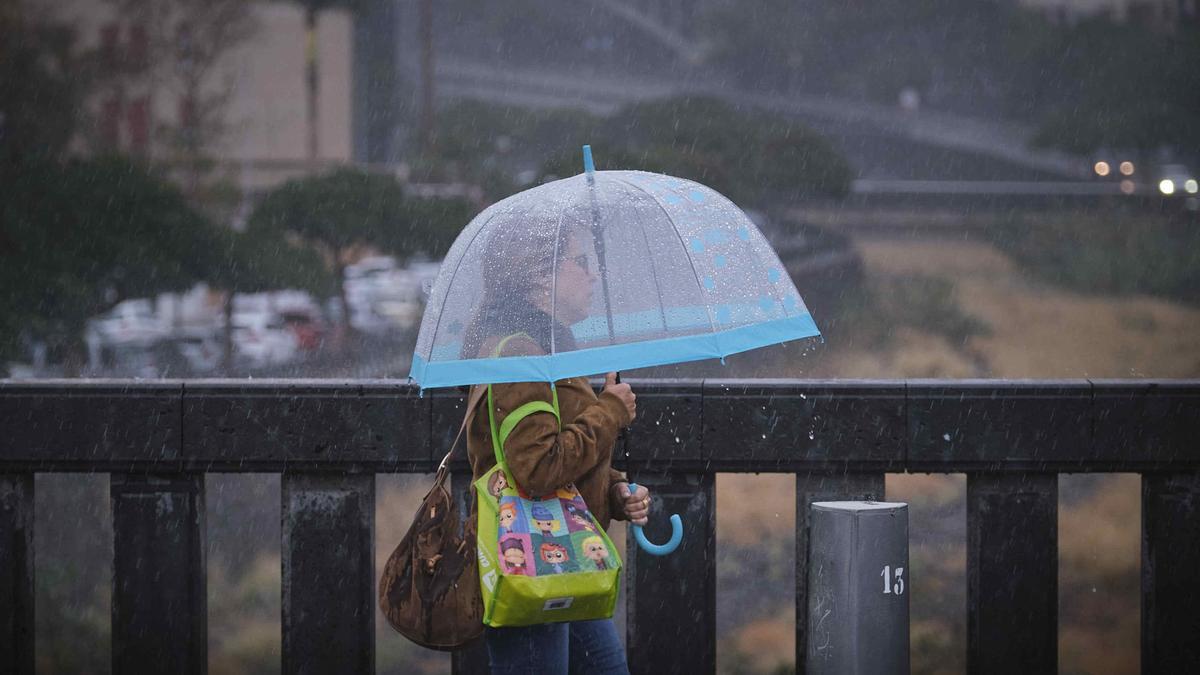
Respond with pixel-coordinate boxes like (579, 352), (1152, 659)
(567, 253), (591, 271)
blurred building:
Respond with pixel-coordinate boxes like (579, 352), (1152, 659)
(46, 0), (365, 194)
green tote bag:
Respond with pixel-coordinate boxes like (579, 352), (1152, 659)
(474, 337), (622, 627)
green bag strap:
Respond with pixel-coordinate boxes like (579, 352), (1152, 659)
(486, 332), (561, 473)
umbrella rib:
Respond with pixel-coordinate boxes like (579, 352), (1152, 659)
(611, 175), (718, 339)
(548, 184), (571, 355)
(611, 177), (670, 336)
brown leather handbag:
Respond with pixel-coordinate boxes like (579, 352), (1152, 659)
(378, 385), (487, 650)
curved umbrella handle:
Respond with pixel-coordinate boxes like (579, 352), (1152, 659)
(627, 482), (683, 556)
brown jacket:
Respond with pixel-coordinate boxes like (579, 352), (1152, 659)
(466, 337), (632, 531)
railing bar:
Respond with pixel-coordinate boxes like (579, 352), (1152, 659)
(626, 471), (716, 674)
(282, 472), (374, 675)
(1142, 472), (1200, 671)
(0, 473), (34, 675)
(966, 473), (1056, 673)
(111, 473), (207, 675)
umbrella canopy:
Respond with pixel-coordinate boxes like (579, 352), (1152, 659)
(409, 169), (819, 390)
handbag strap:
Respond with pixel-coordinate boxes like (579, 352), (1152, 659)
(430, 331), (550, 477)
(434, 383), (488, 475)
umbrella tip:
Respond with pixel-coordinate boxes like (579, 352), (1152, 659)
(582, 145), (595, 182)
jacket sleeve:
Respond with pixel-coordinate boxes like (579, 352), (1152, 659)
(489, 380), (632, 498)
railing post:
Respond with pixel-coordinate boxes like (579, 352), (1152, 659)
(451, 468), (489, 675)
(807, 501), (909, 674)
(795, 473), (885, 674)
(282, 472), (374, 675)
(0, 474), (34, 675)
(111, 473), (207, 675)
(1142, 472), (1200, 671)
(966, 473), (1056, 674)
(626, 471), (715, 675)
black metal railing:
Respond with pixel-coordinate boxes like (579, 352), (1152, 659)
(2, 379), (1198, 674)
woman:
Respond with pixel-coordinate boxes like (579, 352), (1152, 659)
(463, 222), (649, 675)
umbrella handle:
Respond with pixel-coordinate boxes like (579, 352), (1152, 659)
(627, 482), (683, 556)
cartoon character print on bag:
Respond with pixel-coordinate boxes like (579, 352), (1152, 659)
(578, 535), (611, 571)
(561, 499), (596, 534)
(499, 535), (533, 576)
(497, 498), (529, 536)
(534, 537), (577, 575)
(528, 500), (567, 538)
(487, 470), (510, 500)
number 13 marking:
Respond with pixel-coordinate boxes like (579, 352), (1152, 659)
(881, 565), (905, 595)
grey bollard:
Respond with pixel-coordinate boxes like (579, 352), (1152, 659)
(807, 501), (909, 675)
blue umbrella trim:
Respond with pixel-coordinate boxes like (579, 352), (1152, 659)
(409, 312), (819, 389)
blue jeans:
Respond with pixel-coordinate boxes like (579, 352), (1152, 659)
(485, 619), (630, 675)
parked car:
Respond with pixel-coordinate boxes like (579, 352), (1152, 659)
(172, 334), (223, 375)
(231, 312), (299, 369)
(279, 307), (327, 351)
(344, 256), (398, 301)
(373, 268), (432, 330)
(87, 298), (168, 346)
(232, 292), (272, 316)
(101, 342), (163, 378)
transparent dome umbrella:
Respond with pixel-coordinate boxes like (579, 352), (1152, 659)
(411, 152), (820, 388)
(410, 147), (821, 554)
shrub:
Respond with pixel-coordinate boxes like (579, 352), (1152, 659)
(542, 96), (853, 203)
(990, 210), (1200, 306)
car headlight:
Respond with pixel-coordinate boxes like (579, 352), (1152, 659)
(1185, 179), (1198, 194)
(1159, 179), (1176, 195)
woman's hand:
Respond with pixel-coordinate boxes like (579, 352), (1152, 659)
(612, 482), (650, 526)
(602, 372), (636, 422)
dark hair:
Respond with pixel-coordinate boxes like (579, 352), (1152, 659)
(461, 221), (587, 358)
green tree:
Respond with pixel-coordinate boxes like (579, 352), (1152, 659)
(202, 226), (335, 369)
(1028, 20), (1200, 154)
(538, 97), (852, 203)
(246, 167), (467, 335)
(396, 194), (478, 260)
(1, 157), (223, 367)
(0, 156), (335, 370)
